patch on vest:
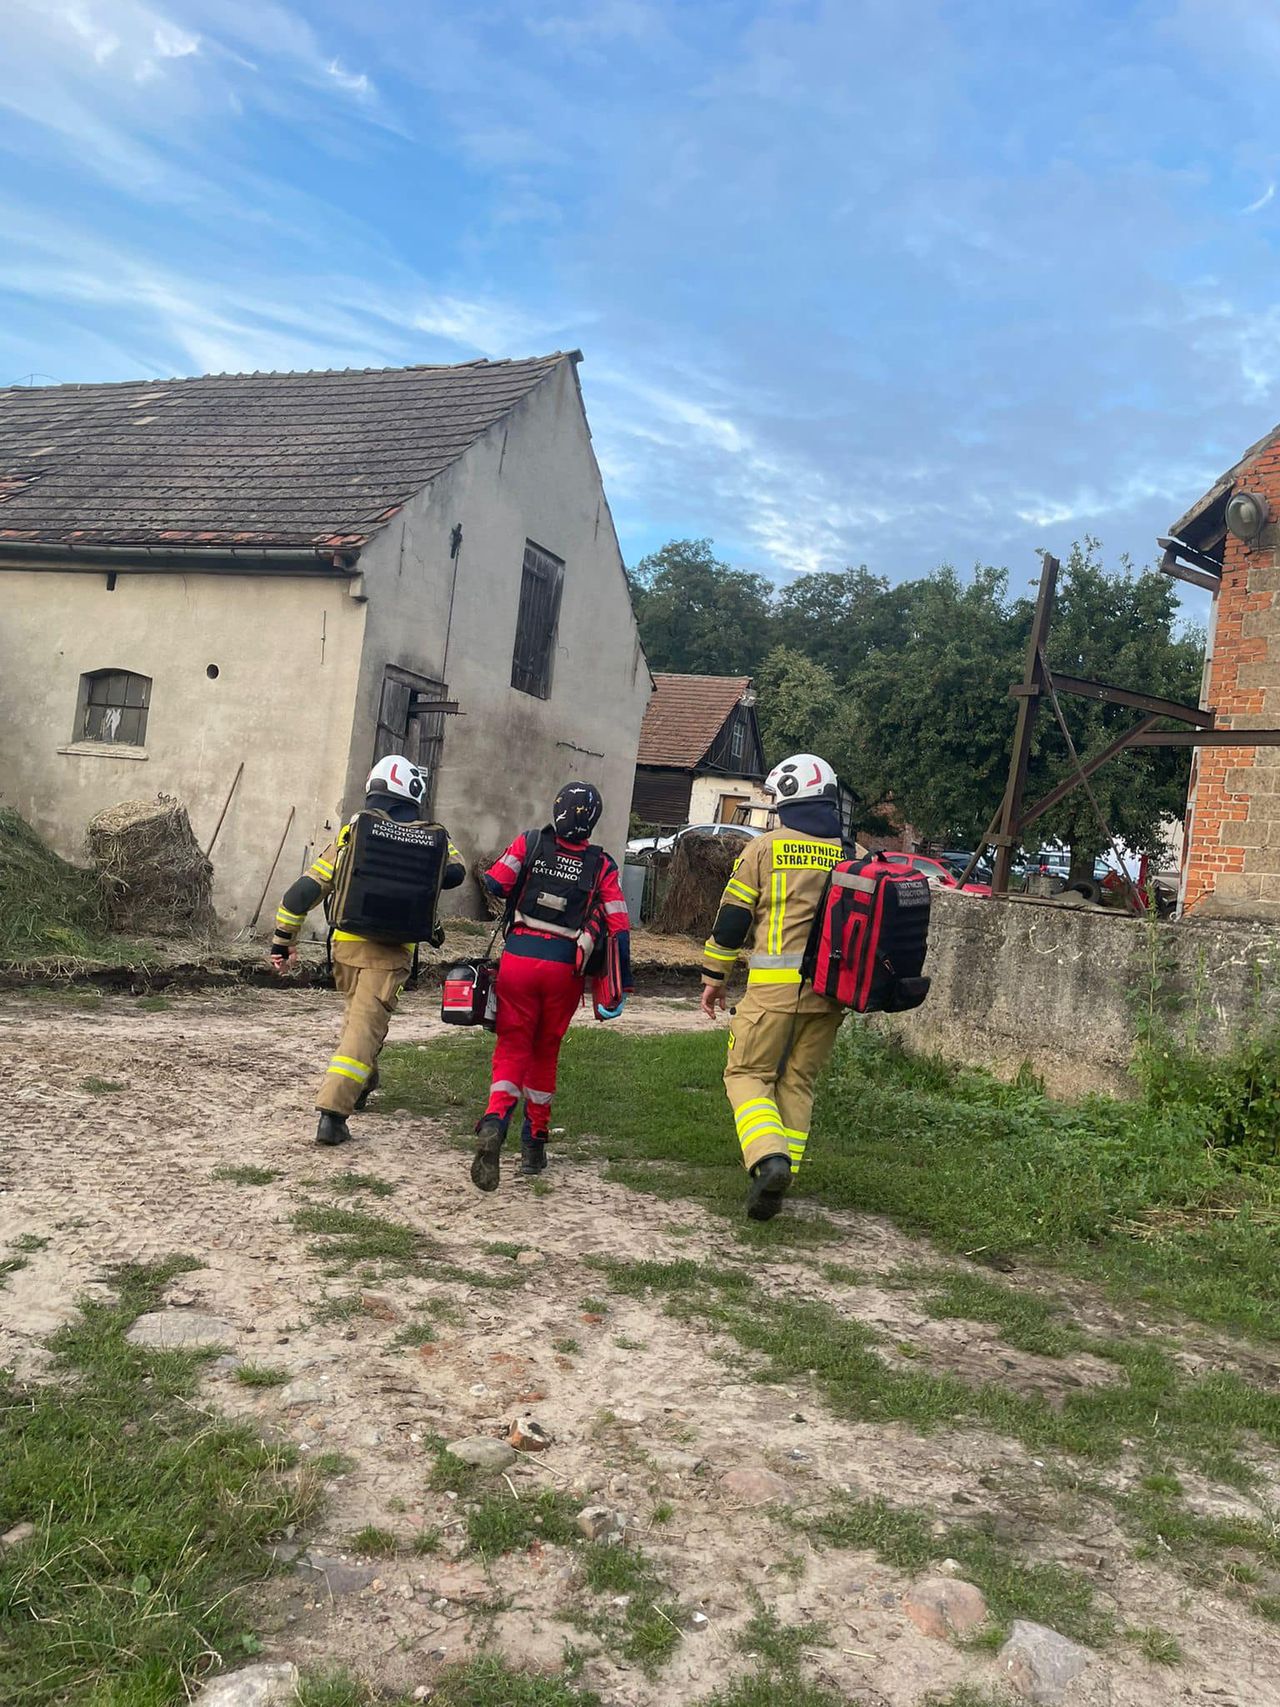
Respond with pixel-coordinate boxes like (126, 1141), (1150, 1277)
(771, 839), (842, 871)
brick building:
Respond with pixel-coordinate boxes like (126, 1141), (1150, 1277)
(1165, 429), (1280, 917)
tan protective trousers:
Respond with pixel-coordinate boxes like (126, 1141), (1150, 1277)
(724, 990), (844, 1174)
(315, 940), (412, 1116)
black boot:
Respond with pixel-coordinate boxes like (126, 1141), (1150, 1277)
(353, 1067), (380, 1113)
(470, 1114), (507, 1192)
(746, 1154), (792, 1222)
(316, 1111), (353, 1147)
(519, 1117), (548, 1176)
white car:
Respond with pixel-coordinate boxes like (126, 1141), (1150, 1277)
(626, 823), (763, 857)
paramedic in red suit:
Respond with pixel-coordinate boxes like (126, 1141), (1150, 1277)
(470, 782), (632, 1189)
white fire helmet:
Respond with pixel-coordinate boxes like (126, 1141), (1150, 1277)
(366, 754), (427, 805)
(764, 753), (838, 804)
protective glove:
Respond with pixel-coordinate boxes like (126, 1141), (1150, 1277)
(596, 995), (627, 1021)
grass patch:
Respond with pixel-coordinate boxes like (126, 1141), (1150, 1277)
(292, 1204), (434, 1274)
(313, 1452), (356, 1477)
(234, 1361), (289, 1388)
(212, 1164), (281, 1186)
(13, 1235), (49, 1254)
(80, 1076), (123, 1094)
(380, 1023), (1280, 1338)
(349, 1525), (399, 1557)
(909, 1268), (1082, 1358)
(428, 1438), (481, 1495)
(0, 1257), (315, 1705)
(483, 1241), (525, 1259)
(324, 1171), (397, 1199)
(1127, 1625), (1183, 1665)
(0, 1257), (28, 1286)
(553, 1337), (581, 1355)
(593, 1257), (1280, 1487)
(297, 1657), (606, 1706)
(0, 808), (112, 964)
(737, 1607), (829, 1667)
(803, 1496), (1109, 1646)
(136, 995), (170, 1012)
(465, 1489), (580, 1558)
(392, 1316), (437, 1348)
(413, 1526), (443, 1555)
(570, 1541), (683, 1672)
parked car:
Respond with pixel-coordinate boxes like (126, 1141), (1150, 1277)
(938, 850), (994, 885)
(877, 852), (992, 896)
(626, 822), (762, 858)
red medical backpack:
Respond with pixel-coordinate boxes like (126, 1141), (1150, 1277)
(801, 852), (932, 1013)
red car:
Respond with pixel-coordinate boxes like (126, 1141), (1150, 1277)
(876, 853), (992, 897)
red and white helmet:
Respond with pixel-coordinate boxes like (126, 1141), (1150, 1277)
(764, 753), (838, 803)
(366, 754), (427, 805)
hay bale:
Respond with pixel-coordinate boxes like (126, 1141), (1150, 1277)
(86, 794), (216, 938)
(651, 831), (740, 939)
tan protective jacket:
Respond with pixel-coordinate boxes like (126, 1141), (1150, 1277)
(701, 826), (864, 1012)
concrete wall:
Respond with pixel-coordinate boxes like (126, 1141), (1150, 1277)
(0, 569), (366, 930)
(688, 774), (770, 825)
(349, 360), (651, 910)
(884, 889), (1280, 1098)
(1181, 457), (1280, 919)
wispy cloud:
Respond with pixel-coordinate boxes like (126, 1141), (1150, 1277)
(1242, 182), (1275, 214)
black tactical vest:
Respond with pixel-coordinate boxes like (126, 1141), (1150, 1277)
(513, 829), (605, 938)
(329, 812), (449, 943)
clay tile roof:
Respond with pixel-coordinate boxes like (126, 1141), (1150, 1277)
(0, 355), (573, 552)
(637, 673), (751, 769)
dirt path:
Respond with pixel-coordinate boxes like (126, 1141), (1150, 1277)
(2, 988), (1277, 1706)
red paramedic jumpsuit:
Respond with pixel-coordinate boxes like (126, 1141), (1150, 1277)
(482, 830), (632, 1137)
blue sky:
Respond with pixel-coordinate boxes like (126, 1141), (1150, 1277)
(2, 1), (1277, 602)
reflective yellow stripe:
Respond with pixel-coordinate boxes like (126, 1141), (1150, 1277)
(329, 1055), (371, 1079)
(737, 1099), (778, 1126)
(703, 944), (739, 964)
(448, 842), (462, 861)
(748, 968), (803, 986)
(332, 930), (412, 947)
(766, 869), (788, 955)
(738, 1118), (785, 1144)
(311, 858), (334, 878)
(275, 907), (304, 927)
(327, 1064), (367, 1083)
(725, 879), (757, 904)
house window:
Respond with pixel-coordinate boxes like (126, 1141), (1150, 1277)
(77, 669), (151, 746)
(511, 540), (564, 699)
(730, 714), (746, 765)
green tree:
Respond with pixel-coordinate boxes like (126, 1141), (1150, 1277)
(847, 565), (1026, 842)
(774, 564), (914, 678)
(754, 646), (858, 775)
(628, 538), (774, 674)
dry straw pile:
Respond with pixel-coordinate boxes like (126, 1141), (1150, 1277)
(87, 795), (216, 938)
(651, 831), (739, 938)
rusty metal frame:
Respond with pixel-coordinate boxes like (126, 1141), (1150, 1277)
(957, 553), (1280, 895)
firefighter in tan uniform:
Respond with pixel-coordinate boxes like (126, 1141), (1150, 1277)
(700, 754), (862, 1221)
(270, 755), (466, 1146)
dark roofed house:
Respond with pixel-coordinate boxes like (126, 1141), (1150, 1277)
(632, 673), (766, 828)
(0, 355), (652, 926)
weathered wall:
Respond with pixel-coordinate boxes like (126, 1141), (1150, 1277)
(350, 360), (651, 908)
(687, 774), (770, 825)
(884, 890), (1280, 1098)
(1181, 460), (1280, 918)
(0, 569), (366, 930)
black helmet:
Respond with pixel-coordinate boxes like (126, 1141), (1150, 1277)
(553, 781), (603, 841)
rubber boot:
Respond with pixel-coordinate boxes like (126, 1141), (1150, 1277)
(746, 1153), (792, 1222)
(470, 1113), (508, 1192)
(519, 1116), (548, 1176)
(316, 1111), (352, 1147)
(353, 1067), (380, 1113)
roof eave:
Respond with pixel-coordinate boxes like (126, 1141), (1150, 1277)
(0, 538), (362, 574)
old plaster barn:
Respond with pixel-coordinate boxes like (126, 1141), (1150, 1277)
(1164, 429), (1280, 919)
(0, 354), (651, 928)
